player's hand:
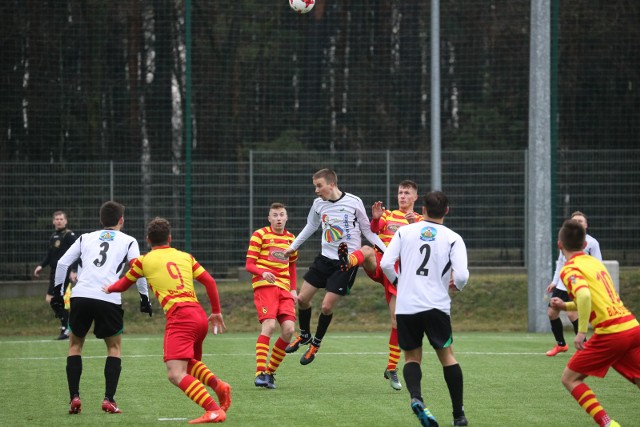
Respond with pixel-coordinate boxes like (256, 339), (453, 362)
(405, 211), (417, 224)
(545, 283), (556, 294)
(209, 313), (226, 335)
(139, 293), (153, 317)
(45, 293), (53, 303)
(283, 247), (295, 257)
(371, 201), (384, 220)
(102, 285), (111, 294)
(262, 271), (276, 283)
(574, 332), (587, 351)
(549, 297), (565, 310)
(33, 266), (42, 278)
(69, 271), (78, 283)
(290, 289), (299, 303)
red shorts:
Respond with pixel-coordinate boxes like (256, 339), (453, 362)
(163, 304), (209, 362)
(363, 251), (397, 304)
(253, 285), (296, 324)
(567, 326), (640, 383)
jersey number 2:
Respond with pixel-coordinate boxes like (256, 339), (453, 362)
(416, 244), (431, 276)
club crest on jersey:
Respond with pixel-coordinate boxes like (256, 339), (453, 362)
(419, 226), (437, 241)
(99, 231), (116, 241)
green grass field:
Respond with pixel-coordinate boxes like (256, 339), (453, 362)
(1, 271), (639, 426)
(0, 331), (637, 427)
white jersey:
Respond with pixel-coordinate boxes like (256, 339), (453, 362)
(551, 234), (601, 291)
(381, 220), (469, 315)
(55, 229), (149, 304)
(290, 192), (386, 259)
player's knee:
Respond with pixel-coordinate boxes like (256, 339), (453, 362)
(281, 322), (295, 339)
(320, 300), (335, 314)
(361, 246), (375, 258)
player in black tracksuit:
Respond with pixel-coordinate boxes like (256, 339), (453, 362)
(33, 211), (77, 339)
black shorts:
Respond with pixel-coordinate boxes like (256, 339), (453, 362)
(303, 254), (359, 296)
(68, 297), (124, 339)
(549, 288), (571, 306)
(396, 309), (453, 351)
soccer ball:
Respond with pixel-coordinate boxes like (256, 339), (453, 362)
(289, 0), (315, 14)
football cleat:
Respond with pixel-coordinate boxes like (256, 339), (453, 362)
(101, 399), (122, 414)
(606, 420), (621, 427)
(188, 409), (226, 424)
(57, 328), (70, 340)
(255, 372), (269, 388)
(300, 344), (319, 365)
(214, 380), (232, 412)
(68, 396), (82, 414)
(546, 344), (569, 357)
(453, 415), (469, 426)
(411, 398), (439, 427)
(338, 242), (350, 272)
(264, 372), (276, 389)
(285, 334), (312, 353)
(384, 368), (402, 390)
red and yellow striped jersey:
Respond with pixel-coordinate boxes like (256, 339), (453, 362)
(246, 227), (297, 291)
(374, 209), (424, 248)
(560, 253), (638, 334)
(125, 246), (205, 315)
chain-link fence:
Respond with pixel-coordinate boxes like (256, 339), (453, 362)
(1, 149), (638, 280)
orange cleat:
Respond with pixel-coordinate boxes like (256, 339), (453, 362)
(188, 409), (226, 424)
(214, 380), (232, 412)
(546, 344), (569, 357)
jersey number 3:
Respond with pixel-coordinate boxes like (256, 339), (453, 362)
(93, 242), (109, 267)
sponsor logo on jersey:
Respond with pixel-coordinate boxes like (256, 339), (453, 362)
(99, 231), (116, 241)
(419, 226), (437, 241)
(272, 250), (288, 260)
(343, 213), (351, 240)
(321, 214), (345, 242)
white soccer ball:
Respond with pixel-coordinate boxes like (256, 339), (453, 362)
(289, 0), (315, 14)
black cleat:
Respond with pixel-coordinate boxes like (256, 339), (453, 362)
(338, 242), (350, 272)
(285, 334), (312, 353)
(453, 415), (468, 426)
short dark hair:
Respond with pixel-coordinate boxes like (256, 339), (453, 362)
(99, 201), (125, 227)
(559, 219), (586, 252)
(423, 191), (448, 219)
(313, 168), (337, 185)
(270, 202), (286, 210)
(52, 210), (67, 219)
(147, 217), (171, 246)
(398, 180), (418, 192)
